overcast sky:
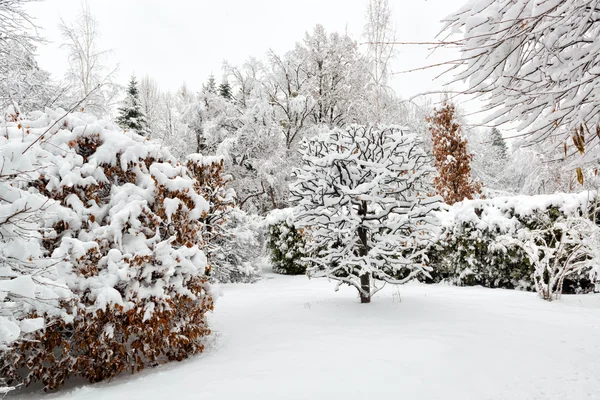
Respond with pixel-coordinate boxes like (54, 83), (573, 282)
(26, 0), (469, 96)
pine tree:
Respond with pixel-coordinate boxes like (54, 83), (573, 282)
(218, 79), (232, 100)
(490, 128), (507, 159)
(116, 75), (149, 136)
(427, 101), (481, 205)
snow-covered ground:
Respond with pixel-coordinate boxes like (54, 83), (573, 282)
(11, 274), (600, 400)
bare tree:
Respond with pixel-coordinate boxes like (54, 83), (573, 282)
(264, 50), (315, 149)
(363, 0), (397, 124)
(138, 75), (161, 138)
(59, 1), (118, 117)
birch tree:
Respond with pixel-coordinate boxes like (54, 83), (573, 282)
(59, 1), (118, 117)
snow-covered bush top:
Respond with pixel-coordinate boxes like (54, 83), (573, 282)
(436, 191), (599, 235)
(265, 207), (294, 227)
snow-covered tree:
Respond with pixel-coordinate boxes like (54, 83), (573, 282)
(59, 1), (119, 117)
(466, 127), (512, 194)
(439, 0), (600, 166)
(290, 125), (441, 303)
(0, 41), (63, 112)
(296, 25), (370, 127)
(203, 74), (217, 94)
(428, 101), (481, 204)
(0, 1), (65, 113)
(218, 78), (232, 100)
(210, 208), (265, 283)
(116, 75), (148, 136)
(490, 128), (507, 160)
(264, 50), (316, 149)
(138, 75), (161, 138)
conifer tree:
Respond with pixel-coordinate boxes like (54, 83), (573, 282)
(204, 74), (217, 94)
(218, 79), (232, 100)
(116, 75), (149, 136)
(427, 101), (481, 205)
(490, 128), (507, 160)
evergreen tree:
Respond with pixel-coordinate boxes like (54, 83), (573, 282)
(218, 79), (232, 100)
(490, 128), (507, 159)
(427, 101), (481, 205)
(204, 74), (217, 94)
(116, 75), (149, 136)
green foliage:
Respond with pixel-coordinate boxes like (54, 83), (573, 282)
(426, 221), (535, 290)
(268, 220), (308, 275)
(219, 80), (232, 100)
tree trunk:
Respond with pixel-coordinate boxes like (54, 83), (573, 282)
(360, 272), (370, 303)
(358, 200), (370, 303)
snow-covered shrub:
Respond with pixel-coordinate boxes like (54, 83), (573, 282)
(291, 125), (441, 303)
(429, 192), (600, 294)
(0, 108), (72, 394)
(266, 208), (309, 275)
(210, 208), (264, 283)
(1, 108), (214, 391)
(499, 217), (600, 301)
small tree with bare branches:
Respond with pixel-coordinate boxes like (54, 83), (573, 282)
(291, 125), (441, 303)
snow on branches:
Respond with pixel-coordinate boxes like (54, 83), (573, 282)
(0, 108), (214, 390)
(428, 101), (481, 204)
(440, 0), (600, 164)
(499, 216), (600, 301)
(290, 125), (441, 303)
(0, 108), (71, 352)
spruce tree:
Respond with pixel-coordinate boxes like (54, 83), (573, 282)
(219, 79), (232, 100)
(116, 75), (149, 136)
(490, 128), (507, 159)
(204, 74), (217, 94)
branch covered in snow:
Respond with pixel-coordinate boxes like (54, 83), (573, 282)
(439, 0), (600, 164)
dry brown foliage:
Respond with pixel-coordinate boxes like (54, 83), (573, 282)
(427, 101), (482, 205)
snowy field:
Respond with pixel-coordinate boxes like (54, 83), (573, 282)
(11, 274), (600, 400)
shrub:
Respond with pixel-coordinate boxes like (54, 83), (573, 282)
(267, 208), (308, 275)
(0, 109), (214, 391)
(428, 192), (600, 294)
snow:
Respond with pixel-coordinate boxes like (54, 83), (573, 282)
(0, 317), (20, 348)
(19, 318), (44, 334)
(12, 274), (600, 400)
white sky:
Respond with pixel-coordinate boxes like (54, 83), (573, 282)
(26, 0), (482, 120)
